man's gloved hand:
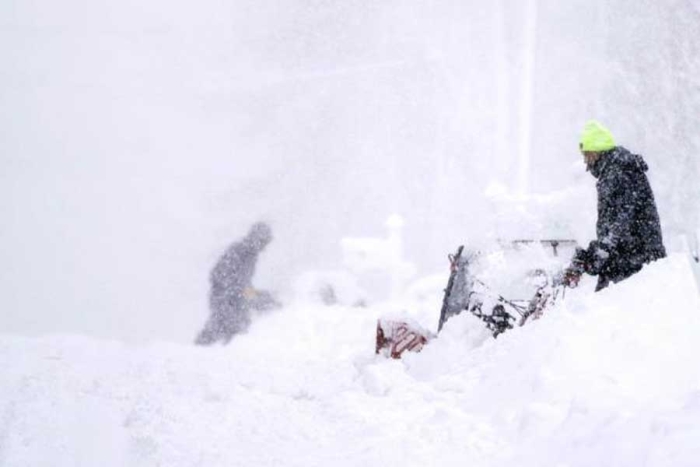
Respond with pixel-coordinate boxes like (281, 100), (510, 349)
(561, 266), (583, 288)
(247, 289), (282, 311)
(559, 247), (590, 288)
(242, 287), (258, 300)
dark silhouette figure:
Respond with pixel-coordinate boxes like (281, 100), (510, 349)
(195, 222), (280, 345)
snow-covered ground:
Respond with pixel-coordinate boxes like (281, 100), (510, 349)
(2, 253), (699, 467)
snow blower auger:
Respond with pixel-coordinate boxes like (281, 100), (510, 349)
(376, 242), (573, 359)
(438, 243), (572, 336)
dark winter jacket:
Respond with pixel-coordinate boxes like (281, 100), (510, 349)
(208, 238), (262, 315)
(195, 222), (274, 345)
(580, 146), (666, 290)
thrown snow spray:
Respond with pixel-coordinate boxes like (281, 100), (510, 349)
(341, 214), (417, 301)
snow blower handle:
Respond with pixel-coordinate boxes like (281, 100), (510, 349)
(558, 246), (591, 288)
(437, 245), (465, 332)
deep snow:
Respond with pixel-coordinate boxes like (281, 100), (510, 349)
(2, 253), (699, 467)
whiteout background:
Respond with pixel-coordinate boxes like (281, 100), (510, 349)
(2, 0), (700, 342)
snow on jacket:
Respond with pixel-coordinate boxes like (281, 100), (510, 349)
(209, 228), (269, 315)
(582, 146), (666, 289)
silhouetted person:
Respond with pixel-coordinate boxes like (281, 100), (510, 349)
(563, 121), (666, 291)
(195, 222), (280, 345)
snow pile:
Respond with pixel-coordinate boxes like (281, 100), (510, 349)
(1, 254), (700, 466)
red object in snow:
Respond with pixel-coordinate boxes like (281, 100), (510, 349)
(375, 319), (432, 359)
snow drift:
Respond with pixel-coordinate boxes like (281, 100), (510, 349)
(2, 253), (699, 467)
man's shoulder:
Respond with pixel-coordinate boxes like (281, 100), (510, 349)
(600, 147), (648, 181)
(610, 147), (648, 171)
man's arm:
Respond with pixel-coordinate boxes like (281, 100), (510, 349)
(586, 167), (639, 275)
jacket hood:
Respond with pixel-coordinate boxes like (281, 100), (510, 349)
(242, 221), (273, 252)
(589, 146), (648, 178)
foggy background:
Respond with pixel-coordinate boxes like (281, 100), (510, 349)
(2, 0), (699, 343)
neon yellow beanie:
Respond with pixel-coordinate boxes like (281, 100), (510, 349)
(580, 120), (616, 152)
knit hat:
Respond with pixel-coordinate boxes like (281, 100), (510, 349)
(580, 120), (616, 152)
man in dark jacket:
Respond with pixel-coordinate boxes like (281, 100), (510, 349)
(564, 121), (666, 291)
(195, 221), (280, 345)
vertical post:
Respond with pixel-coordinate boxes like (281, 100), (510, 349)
(493, 0), (510, 168)
(517, 0), (538, 197)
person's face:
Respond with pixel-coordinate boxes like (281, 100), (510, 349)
(580, 144), (602, 170)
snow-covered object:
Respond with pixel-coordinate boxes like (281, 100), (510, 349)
(291, 269), (367, 307)
(375, 317), (433, 359)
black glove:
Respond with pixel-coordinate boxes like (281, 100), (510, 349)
(559, 247), (589, 288)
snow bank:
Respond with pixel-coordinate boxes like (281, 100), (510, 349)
(1, 254), (699, 466)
